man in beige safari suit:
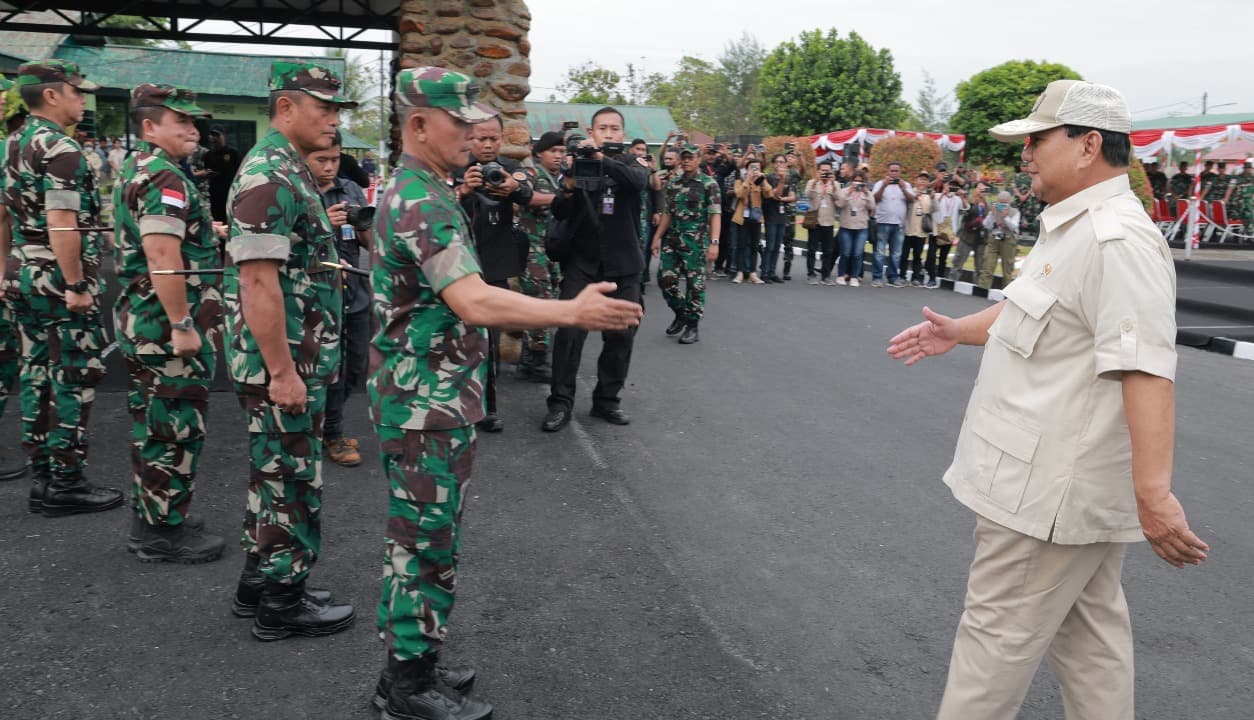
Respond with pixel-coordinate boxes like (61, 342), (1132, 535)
(888, 80), (1209, 719)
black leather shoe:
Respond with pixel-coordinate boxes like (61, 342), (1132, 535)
(381, 657), (492, 720)
(251, 580), (354, 641)
(589, 406), (630, 425)
(128, 513), (205, 553)
(135, 520), (225, 564)
(0, 453), (27, 482)
(233, 554), (332, 618)
(373, 660), (476, 711)
(41, 474), (125, 517)
(28, 469), (49, 513)
(678, 323), (700, 344)
(540, 407), (571, 433)
(665, 314), (686, 336)
(475, 414), (504, 433)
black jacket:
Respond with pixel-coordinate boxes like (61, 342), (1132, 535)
(551, 153), (649, 279)
(455, 156), (533, 283)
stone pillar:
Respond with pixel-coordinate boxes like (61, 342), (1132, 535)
(398, 0), (532, 160)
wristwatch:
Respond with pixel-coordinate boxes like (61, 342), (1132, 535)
(67, 279), (90, 294)
(171, 315), (194, 332)
(710, 238), (720, 245)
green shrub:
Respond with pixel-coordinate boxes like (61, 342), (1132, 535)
(868, 136), (942, 182)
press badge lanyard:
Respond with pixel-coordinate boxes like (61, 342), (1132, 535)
(601, 185), (615, 215)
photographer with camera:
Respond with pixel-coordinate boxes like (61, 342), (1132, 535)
(454, 116), (534, 433)
(833, 170), (875, 285)
(926, 182), (967, 287)
(541, 107), (650, 432)
(950, 186), (990, 282)
(804, 160), (841, 283)
(871, 161), (917, 287)
(308, 130), (373, 467)
(976, 190), (1020, 290)
(731, 157), (767, 284)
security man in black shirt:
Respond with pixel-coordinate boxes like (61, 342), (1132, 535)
(454, 114), (533, 433)
(542, 106), (649, 432)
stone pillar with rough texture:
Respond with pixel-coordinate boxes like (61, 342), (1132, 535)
(397, 0), (532, 160)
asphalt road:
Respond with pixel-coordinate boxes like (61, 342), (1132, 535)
(1, 275), (1251, 719)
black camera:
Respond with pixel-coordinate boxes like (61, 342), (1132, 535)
(568, 142), (627, 191)
(345, 204), (375, 231)
(479, 161), (508, 187)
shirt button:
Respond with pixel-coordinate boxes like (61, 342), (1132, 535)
(1120, 319), (1135, 332)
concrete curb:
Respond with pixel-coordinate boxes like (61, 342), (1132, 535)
(938, 278), (1254, 362)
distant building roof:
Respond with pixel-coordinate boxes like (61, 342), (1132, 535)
(1133, 112), (1254, 131)
(0, 11), (69, 69)
(55, 41), (348, 100)
(338, 127), (373, 151)
(523, 102), (678, 145)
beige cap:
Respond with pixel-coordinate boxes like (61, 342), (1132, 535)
(989, 80), (1131, 142)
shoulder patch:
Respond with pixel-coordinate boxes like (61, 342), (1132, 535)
(512, 171), (528, 182)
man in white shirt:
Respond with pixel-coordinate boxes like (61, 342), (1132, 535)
(871, 161), (916, 287)
(888, 79), (1208, 720)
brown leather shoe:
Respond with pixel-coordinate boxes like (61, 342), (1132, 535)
(326, 437), (361, 467)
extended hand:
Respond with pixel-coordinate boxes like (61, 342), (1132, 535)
(170, 328), (202, 358)
(268, 371), (308, 415)
(1138, 492), (1209, 567)
(887, 306), (959, 366)
(571, 282), (643, 331)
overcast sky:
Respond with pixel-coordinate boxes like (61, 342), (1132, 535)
(186, 0), (1253, 124)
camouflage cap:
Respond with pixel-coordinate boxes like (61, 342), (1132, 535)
(0, 75), (12, 92)
(269, 61), (358, 108)
(393, 67), (497, 123)
(132, 83), (211, 118)
(17, 59), (99, 91)
(680, 144), (701, 156)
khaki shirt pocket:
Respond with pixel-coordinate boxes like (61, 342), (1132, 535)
(990, 276), (1058, 358)
(969, 406), (1042, 513)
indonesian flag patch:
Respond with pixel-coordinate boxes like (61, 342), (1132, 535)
(160, 188), (186, 209)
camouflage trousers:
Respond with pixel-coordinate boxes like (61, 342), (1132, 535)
(658, 237), (707, 323)
(125, 352), (214, 526)
(375, 424), (476, 660)
(0, 299), (20, 418)
(517, 237), (561, 352)
(234, 381), (327, 585)
(10, 293), (107, 478)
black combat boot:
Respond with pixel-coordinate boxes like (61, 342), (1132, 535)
(527, 348), (552, 383)
(251, 579), (355, 641)
(372, 655), (477, 711)
(381, 655), (492, 720)
(0, 452), (27, 482)
(232, 553), (333, 618)
(134, 519), (225, 564)
(128, 512), (205, 553)
(28, 467), (50, 513)
(665, 312), (686, 336)
(513, 346), (536, 381)
(40, 471), (124, 517)
(678, 322), (700, 345)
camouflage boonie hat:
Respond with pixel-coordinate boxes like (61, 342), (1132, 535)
(0, 75), (12, 92)
(393, 67), (497, 123)
(680, 144), (701, 156)
(132, 83), (211, 118)
(269, 61), (358, 108)
(18, 59), (99, 91)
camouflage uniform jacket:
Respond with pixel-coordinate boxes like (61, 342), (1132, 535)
(663, 171), (721, 246)
(2, 115), (103, 296)
(517, 164), (557, 245)
(112, 140), (223, 356)
(1168, 172), (1193, 198)
(369, 154), (488, 431)
(223, 127), (341, 385)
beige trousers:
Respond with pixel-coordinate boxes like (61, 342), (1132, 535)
(937, 515), (1134, 720)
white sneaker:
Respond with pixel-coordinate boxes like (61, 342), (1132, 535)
(835, 277), (848, 286)
(731, 272), (744, 284)
(749, 273), (766, 284)
(849, 278), (860, 287)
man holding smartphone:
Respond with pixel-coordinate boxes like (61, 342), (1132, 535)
(871, 162), (916, 287)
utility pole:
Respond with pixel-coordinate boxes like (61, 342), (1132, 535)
(1202, 91), (1208, 115)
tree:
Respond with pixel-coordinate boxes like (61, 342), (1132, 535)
(642, 35), (766, 137)
(914, 71), (952, 132)
(755, 29), (904, 136)
(558, 61), (624, 105)
(949, 60), (1082, 166)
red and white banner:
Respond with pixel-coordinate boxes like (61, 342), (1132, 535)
(808, 127), (967, 163)
(1130, 121), (1254, 161)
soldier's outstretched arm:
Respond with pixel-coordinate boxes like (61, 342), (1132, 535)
(442, 273), (641, 333)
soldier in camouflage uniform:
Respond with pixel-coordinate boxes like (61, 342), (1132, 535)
(651, 144), (721, 345)
(780, 151), (802, 280)
(1223, 161), (1254, 235)
(369, 67), (642, 720)
(3, 60), (123, 516)
(1203, 162), (1232, 203)
(112, 84), (226, 563)
(223, 61), (357, 640)
(0, 74), (30, 483)
(1010, 163), (1042, 237)
(515, 130), (565, 382)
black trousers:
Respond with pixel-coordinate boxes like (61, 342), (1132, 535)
(902, 235), (926, 280)
(812, 225), (836, 279)
(715, 212), (734, 271)
(925, 238), (951, 280)
(324, 306), (370, 441)
(548, 266), (641, 412)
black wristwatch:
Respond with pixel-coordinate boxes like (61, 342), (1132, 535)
(67, 279), (90, 294)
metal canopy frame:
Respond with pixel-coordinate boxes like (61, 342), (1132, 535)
(0, 1), (399, 50)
